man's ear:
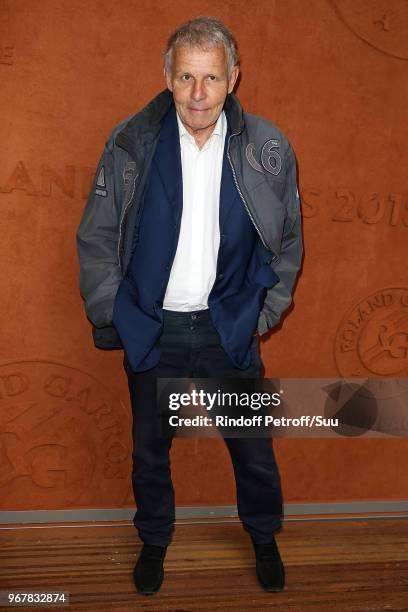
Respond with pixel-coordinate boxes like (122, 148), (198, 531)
(228, 65), (239, 94)
(164, 68), (173, 92)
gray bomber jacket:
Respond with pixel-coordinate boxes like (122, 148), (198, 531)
(76, 89), (303, 349)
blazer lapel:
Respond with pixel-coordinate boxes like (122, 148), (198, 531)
(219, 128), (239, 231)
(152, 105), (183, 212)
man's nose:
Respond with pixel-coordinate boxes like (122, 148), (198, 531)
(191, 80), (206, 101)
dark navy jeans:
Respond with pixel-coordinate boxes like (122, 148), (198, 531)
(123, 308), (283, 546)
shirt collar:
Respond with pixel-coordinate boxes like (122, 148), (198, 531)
(176, 110), (226, 144)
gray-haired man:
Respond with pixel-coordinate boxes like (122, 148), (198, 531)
(77, 16), (303, 596)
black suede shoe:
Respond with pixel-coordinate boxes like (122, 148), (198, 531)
(253, 537), (285, 592)
(133, 544), (167, 595)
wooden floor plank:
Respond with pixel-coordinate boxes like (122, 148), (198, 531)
(0, 519), (407, 611)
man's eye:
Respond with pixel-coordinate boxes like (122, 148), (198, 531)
(181, 74), (191, 81)
(207, 75), (216, 81)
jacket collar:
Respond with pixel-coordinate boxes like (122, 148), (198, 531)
(223, 90), (245, 136)
(115, 88), (245, 156)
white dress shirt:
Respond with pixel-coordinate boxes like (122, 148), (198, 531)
(163, 110), (227, 311)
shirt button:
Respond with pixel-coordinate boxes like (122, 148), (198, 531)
(218, 274), (224, 280)
(191, 314), (197, 320)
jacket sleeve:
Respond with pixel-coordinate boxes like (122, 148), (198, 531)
(257, 143), (303, 335)
(76, 138), (123, 348)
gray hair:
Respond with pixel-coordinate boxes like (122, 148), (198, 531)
(164, 16), (239, 77)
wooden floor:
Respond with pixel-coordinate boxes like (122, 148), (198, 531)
(1, 518), (408, 611)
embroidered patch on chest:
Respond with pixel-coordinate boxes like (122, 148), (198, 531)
(245, 139), (282, 175)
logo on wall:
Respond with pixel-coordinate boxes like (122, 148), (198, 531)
(335, 287), (408, 376)
(0, 45), (14, 65)
(0, 360), (132, 509)
(300, 188), (408, 228)
(331, 0), (408, 61)
(0, 161), (95, 199)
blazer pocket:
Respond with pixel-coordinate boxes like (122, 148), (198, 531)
(253, 262), (280, 288)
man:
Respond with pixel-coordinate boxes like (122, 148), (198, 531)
(76, 16), (303, 596)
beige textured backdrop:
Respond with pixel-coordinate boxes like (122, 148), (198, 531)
(1, 0), (407, 511)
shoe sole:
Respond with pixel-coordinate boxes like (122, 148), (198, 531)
(263, 586), (285, 592)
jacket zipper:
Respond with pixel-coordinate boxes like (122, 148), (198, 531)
(227, 133), (279, 263)
(117, 172), (138, 272)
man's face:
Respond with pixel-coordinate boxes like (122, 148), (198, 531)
(165, 44), (239, 140)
